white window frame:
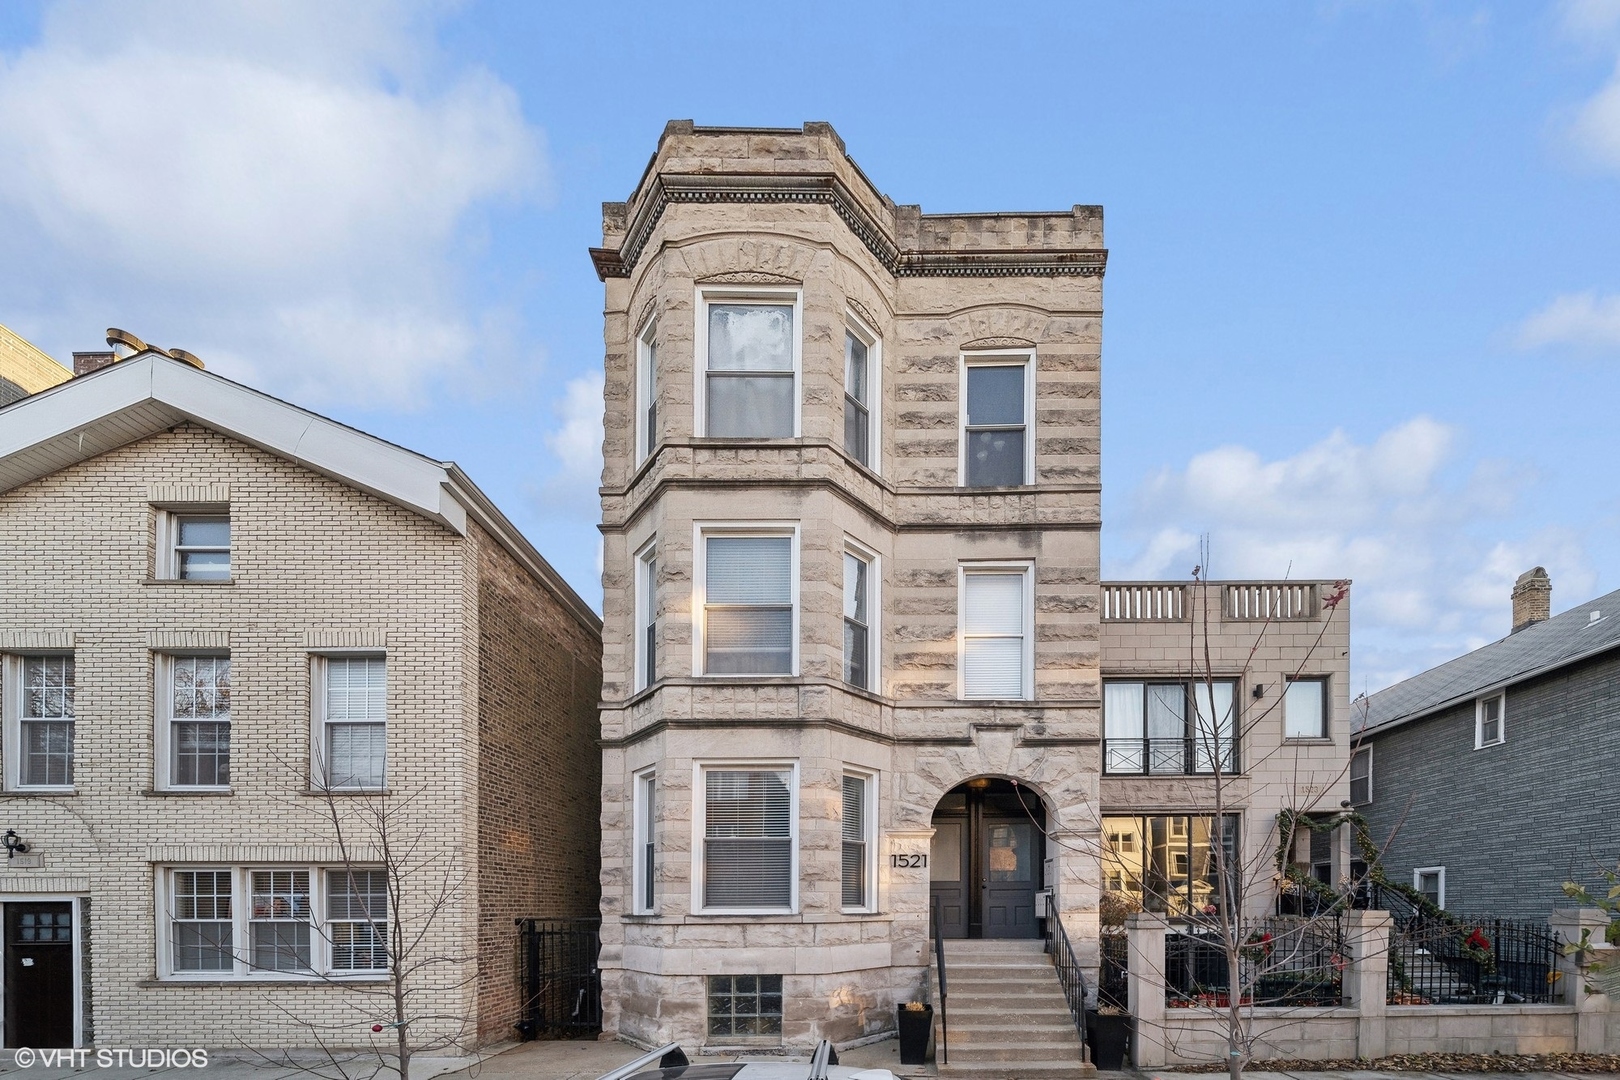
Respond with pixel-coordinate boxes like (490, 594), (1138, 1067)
(693, 286), (803, 439)
(840, 768), (878, 914)
(957, 562), (1036, 701)
(309, 653), (387, 791)
(155, 505), (232, 581)
(2, 652), (77, 792)
(843, 312), (881, 474)
(632, 767), (657, 915)
(1284, 676), (1330, 740)
(1349, 744), (1372, 805)
(155, 865), (389, 981)
(1475, 692), (1505, 749)
(691, 522), (800, 678)
(691, 760), (800, 916)
(842, 538), (880, 693)
(635, 320), (658, 465)
(635, 540), (658, 692)
(958, 350), (1036, 487)
(154, 652), (232, 792)
(1413, 865), (1446, 909)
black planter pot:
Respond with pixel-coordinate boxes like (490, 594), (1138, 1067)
(896, 1004), (933, 1065)
(1087, 1009), (1132, 1071)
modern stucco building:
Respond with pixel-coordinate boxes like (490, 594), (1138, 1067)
(591, 122), (1353, 1057)
(0, 345), (602, 1050)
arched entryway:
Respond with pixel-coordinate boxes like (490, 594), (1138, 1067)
(929, 778), (1047, 939)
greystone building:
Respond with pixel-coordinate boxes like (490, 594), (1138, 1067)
(1356, 568), (1620, 922)
(589, 121), (1353, 1068)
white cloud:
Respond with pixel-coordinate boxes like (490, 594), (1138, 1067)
(539, 370), (605, 514)
(1109, 418), (1596, 691)
(1515, 291), (1620, 353)
(1559, 0), (1620, 43)
(0, 0), (544, 407)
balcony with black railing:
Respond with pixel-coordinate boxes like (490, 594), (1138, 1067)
(1103, 737), (1239, 776)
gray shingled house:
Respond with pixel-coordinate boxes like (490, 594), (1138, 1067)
(1354, 568), (1620, 921)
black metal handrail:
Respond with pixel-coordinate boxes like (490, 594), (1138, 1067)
(1103, 737), (1239, 775)
(931, 897), (948, 1065)
(1043, 909), (1091, 1060)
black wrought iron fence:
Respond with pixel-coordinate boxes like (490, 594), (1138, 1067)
(1044, 908), (1091, 1043)
(1387, 914), (1559, 1005)
(1165, 916), (1345, 1007)
(1099, 928), (1129, 1010)
(516, 917), (602, 1039)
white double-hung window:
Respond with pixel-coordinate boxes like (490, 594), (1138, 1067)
(959, 565), (1033, 700)
(162, 866), (387, 978)
(312, 656), (386, 790)
(157, 654), (231, 789)
(697, 764), (796, 913)
(843, 546), (877, 691)
(3, 653), (76, 790)
(844, 318), (879, 469)
(961, 353), (1033, 487)
(636, 543), (658, 691)
(841, 771), (875, 911)
(698, 529), (796, 676)
(157, 510), (232, 581)
(632, 769), (657, 914)
(698, 289), (800, 438)
(636, 322), (658, 464)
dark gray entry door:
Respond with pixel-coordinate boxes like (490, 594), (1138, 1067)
(5, 902), (74, 1048)
(981, 819), (1037, 938)
(930, 817), (968, 938)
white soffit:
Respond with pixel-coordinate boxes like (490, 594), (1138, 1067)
(0, 354), (465, 532)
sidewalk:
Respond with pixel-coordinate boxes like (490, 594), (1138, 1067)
(432, 1036), (922, 1080)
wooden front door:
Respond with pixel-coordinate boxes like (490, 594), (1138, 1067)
(5, 902), (74, 1048)
(930, 781), (1044, 939)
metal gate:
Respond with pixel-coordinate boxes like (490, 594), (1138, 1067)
(516, 918), (602, 1040)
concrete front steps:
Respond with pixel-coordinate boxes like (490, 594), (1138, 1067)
(935, 939), (1096, 1079)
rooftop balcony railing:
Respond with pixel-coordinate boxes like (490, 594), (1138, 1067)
(1101, 581), (1325, 622)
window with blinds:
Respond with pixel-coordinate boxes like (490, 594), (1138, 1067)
(841, 774), (870, 909)
(319, 657), (386, 789)
(635, 770), (657, 914)
(327, 869), (388, 972)
(704, 535), (793, 675)
(961, 569), (1028, 699)
(703, 768), (793, 910)
(705, 302), (795, 438)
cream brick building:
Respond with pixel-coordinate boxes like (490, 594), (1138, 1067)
(0, 350), (602, 1049)
(591, 122), (1351, 1054)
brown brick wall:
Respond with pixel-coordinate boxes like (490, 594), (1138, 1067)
(473, 522), (603, 1041)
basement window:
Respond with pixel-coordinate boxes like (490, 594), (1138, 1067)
(707, 974), (783, 1038)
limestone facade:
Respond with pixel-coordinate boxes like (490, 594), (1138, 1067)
(0, 358), (601, 1048)
(593, 122), (1352, 1052)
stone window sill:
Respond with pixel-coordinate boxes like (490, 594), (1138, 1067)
(139, 976), (388, 987)
(141, 578), (235, 586)
(141, 789), (232, 797)
(298, 788), (391, 797)
(2, 789), (76, 797)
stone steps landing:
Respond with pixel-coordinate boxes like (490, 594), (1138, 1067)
(936, 940), (1094, 1079)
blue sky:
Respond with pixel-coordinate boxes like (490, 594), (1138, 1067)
(3, 0), (1619, 691)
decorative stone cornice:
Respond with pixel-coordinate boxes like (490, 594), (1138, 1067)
(695, 270), (801, 285)
(592, 172), (1108, 282)
(961, 336), (1036, 350)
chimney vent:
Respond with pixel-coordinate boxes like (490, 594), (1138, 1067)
(1511, 567), (1551, 633)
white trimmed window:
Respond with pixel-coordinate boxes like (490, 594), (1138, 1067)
(698, 529), (797, 676)
(844, 318), (879, 469)
(696, 765), (797, 913)
(843, 547), (876, 691)
(633, 769), (657, 914)
(157, 654), (231, 789)
(1414, 866), (1445, 909)
(960, 353), (1033, 487)
(841, 771), (875, 911)
(158, 509), (231, 581)
(636, 322), (658, 464)
(1475, 693), (1504, 748)
(1284, 677), (1328, 739)
(161, 866), (387, 978)
(959, 565), (1033, 700)
(1349, 746), (1372, 805)
(697, 289), (801, 438)
(3, 653), (76, 790)
(312, 656), (386, 790)
(636, 544), (658, 691)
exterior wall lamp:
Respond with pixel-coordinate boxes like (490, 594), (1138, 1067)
(4, 830), (29, 859)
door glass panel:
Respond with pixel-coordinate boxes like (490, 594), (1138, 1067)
(987, 821), (1032, 882)
(930, 821), (962, 883)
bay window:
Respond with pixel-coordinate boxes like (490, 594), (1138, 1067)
(961, 354), (1032, 487)
(636, 322), (658, 463)
(841, 772), (874, 910)
(843, 549), (873, 690)
(700, 531), (795, 676)
(844, 321), (877, 468)
(699, 291), (799, 439)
